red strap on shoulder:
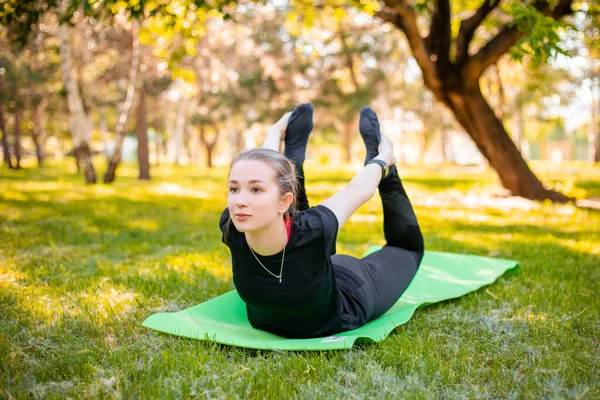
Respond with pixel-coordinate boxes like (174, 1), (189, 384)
(285, 216), (293, 240)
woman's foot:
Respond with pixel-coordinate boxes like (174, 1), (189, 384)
(283, 103), (314, 166)
(359, 106), (381, 166)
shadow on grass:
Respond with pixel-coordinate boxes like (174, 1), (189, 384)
(576, 179), (600, 195)
(441, 220), (596, 242)
(0, 191), (233, 305)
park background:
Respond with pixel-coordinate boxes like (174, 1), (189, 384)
(1, 0), (599, 398)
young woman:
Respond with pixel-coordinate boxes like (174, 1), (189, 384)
(219, 104), (424, 338)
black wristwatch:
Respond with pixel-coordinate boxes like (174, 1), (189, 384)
(367, 158), (389, 180)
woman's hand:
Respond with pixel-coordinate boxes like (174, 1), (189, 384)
(272, 111), (292, 141)
(377, 134), (395, 165)
(263, 111), (292, 151)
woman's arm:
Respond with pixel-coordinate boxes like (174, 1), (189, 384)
(318, 135), (395, 233)
(262, 112), (292, 151)
(345, 154), (389, 192)
(317, 157), (384, 233)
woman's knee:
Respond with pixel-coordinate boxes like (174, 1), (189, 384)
(411, 250), (424, 268)
(406, 225), (424, 252)
(387, 224), (424, 253)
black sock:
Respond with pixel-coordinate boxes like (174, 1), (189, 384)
(359, 106), (381, 165)
(284, 103), (313, 167)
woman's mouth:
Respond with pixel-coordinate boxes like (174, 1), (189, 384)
(235, 214), (250, 221)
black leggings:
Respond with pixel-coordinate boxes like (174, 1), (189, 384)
(293, 163), (424, 329)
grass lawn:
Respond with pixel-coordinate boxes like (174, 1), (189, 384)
(1, 158), (598, 399)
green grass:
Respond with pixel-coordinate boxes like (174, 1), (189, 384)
(1, 158), (599, 399)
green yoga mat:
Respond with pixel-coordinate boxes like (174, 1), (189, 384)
(142, 248), (519, 350)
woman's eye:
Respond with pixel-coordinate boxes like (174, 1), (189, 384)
(228, 187), (260, 193)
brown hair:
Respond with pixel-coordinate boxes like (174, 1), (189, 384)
(223, 148), (299, 243)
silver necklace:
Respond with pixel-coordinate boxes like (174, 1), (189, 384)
(247, 224), (287, 283)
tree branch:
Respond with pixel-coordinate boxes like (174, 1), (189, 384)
(338, 28), (360, 91)
(463, 24), (523, 79)
(375, 1), (441, 95)
(425, 0), (452, 67)
(464, 0), (574, 79)
(534, 0), (574, 19)
(456, 0), (501, 65)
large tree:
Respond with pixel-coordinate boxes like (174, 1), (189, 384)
(369, 0), (575, 201)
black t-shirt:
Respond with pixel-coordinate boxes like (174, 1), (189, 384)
(219, 205), (344, 338)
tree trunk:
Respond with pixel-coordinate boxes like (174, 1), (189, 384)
(59, 136), (65, 159)
(336, 118), (357, 164)
(99, 106), (109, 156)
(11, 79), (22, 169)
(594, 127), (600, 163)
(419, 129), (431, 164)
(206, 141), (215, 167)
(58, 22), (96, 183)
(344, 121), (353, 164)
(32, 100), (46, 166)
(199, 123), (219, 168)
(164, 115), (174, 163)
(230, 119), (243, 156)
(185, 127), (194, 165)
(440, 129), (449, 163)
(199, 126), (206, 166)
(514, 103), (523, 153)
(225, 121), (241, 161)
(155, 129), (161, 166)
(493, 63), (505, 122)
(13, 110), (21, 169)
(339, 29), (360, 90)
(336, 26), (362, 165)
(0, 76), (13, 168)
(590, 81), (599, 163)
(136, 87), (150, 180)
(446, 85), (570, 201)
(173, 96), (186, 165)
(104, 20), (140, 183)
(162, 124), (170, 162)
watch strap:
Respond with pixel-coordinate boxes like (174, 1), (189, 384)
(366, 158), (389, 181)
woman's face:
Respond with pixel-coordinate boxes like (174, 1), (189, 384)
(227, 159), (290, 233)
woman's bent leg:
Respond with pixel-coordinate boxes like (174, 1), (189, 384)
(332, 165), (424, 327)
(361, 246), (419, 319)
(377, 165), (424, 265)
(332, 248), (419, 326)
(348, 165), (424, 321)
(284, 103), (313, 212)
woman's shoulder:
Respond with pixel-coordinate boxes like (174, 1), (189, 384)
(293, 205), (338, 232)
(293, 205), (338, 255)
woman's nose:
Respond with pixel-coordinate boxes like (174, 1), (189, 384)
(235, 190), (248, 206)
